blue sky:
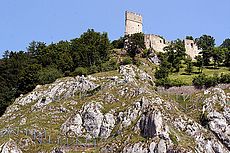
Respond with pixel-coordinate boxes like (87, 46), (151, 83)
(0, 0), (230, 57)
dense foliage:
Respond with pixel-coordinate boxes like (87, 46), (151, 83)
(0, 29), (115, 116)
(154, 39), (187, 87)
(192, 73), (230, 88)
(124, 33), (145, 58)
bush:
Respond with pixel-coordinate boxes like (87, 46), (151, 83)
(155, 78), (172, 88)
(155, 67), (169, 79)
(88, 65), (100, 74)
(155, 78), (186, 88)
(72, 67), (88, 76)
(122, 57), (132, 65)
(111, 37), (124, 49)
(184, 58), (193, 74)
(192, 73), (219, 88)
(38, 67), (63, 85)
(141, 49), (148, 58)
(133, 58), (142, 67)
(204, 76), (218, 88)
(192, 74), (206, 89)
(154, 59), (171, 79)
(101, 59), (118, 72)
(220, 73), (230, 83)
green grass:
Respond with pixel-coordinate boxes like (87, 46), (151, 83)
(169, 66), (230, 85)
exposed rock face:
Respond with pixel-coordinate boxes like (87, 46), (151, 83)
(208, 111), (230, 148)
(140, 111), (163, 138)
(173, 115), (229, 153)
(202, 88), (230, 149)
(61, 113), (83, 135)
(123, 142), (148, 153)
(18, 137), (34, 150)
(123, 139), (170, 153)
(50, 148), (66, 153)
(100, 113), (116, 138)
(0, 139), (22, 153)
(0, 64), (230, 153)
(61, 102), (115, 138)
(9, 76), (98, 111)
(157, 139), (167, 153)
(82, 102), (104, 138)
(119, 65), (153, 85)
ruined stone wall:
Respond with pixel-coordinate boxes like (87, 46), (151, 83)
(184, 39), (201, 60)
(124, 11), (200, 60)
(125, 11), (143, 35)
(144, 34), (169, 52)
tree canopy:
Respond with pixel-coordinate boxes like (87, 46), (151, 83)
(0, 29), (113, 116)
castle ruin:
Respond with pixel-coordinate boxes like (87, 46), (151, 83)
(184, 39), (201, 59)
(144, 34), (170, 52)
(124, 11), (200, 59)
(125, 11), (143, 35)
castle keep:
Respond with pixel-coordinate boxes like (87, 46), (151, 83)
(125, 11), (143, 35)
(125, 11), (200, 59)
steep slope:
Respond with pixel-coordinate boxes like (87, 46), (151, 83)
(0, 64), (229, 153)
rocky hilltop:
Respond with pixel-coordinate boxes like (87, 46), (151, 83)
(0, 64), (229, 153)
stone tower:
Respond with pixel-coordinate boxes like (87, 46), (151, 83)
(125, 11), (143, 35)
(184, 39), (201, 60)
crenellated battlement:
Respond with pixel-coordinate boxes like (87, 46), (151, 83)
(125, 11), (142, 24)
(125, 11), (142, 18)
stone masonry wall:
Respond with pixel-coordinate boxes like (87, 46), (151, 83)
(125, 11), (143, 35)
(124, 11), (200, 60)
(184, 39), (201, 60)
(144, 34), (170, 52)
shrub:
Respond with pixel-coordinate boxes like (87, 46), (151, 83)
(204, 76), (218, 88)
(184, 58), (193, 74)
(169, 133), (178, 145)
(38, 67), (63, 85)
(155, 78), (171, 88)
(111, 37), (124, 49)
(193, 73), (220, 88)
(220, 73), (230, 83)
(141, 49), (148, 58)
(122, 57), (132, 65)
(88, 65), (99, 74)
(154, 59), (171, 79)
(155, 78), (186, 88)
(101, 58), (118, 72)
(72, 67), (88, 76)
(133, 58), (142, 67)
(192, 74), (206, 89)
(155, 67), (169, 79)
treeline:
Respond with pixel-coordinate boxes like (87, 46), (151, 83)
(0, 29), (117, 116)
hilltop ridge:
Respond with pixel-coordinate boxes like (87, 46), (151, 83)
(0, 62), (229, 153)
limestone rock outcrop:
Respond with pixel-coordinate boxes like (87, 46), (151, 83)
(202, 88), (230, 149)
(61, 102), (115, 139)
(0, 64), (229, 153)
(0, 139), (22, 153)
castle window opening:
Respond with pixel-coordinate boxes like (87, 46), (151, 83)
(191, 43), (194, 48)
